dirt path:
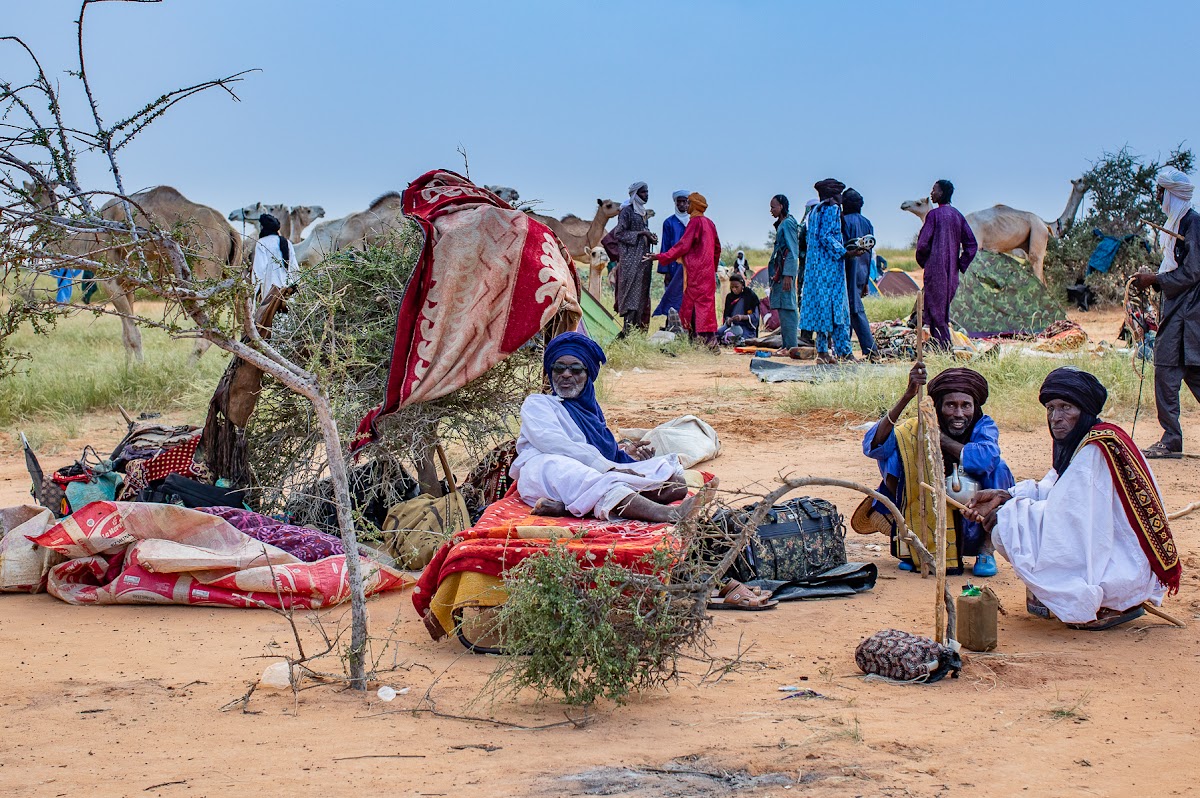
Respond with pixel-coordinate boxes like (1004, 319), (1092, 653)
(1, 338), (1198, 797)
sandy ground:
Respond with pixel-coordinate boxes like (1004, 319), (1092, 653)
(1, 309), (1199, 798)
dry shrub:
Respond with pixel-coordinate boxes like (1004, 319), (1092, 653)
(246, 223), (541, 532)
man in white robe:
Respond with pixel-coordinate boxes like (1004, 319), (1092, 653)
(967, 368), (1181, 630)
(511, 332), (713, 522)
(250, 213), (298, 301)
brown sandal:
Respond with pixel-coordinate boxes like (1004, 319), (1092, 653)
(709, 580), (779, 611)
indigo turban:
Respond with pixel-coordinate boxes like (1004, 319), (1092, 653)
(1038, 367), (1108, 417)
(814, 178), (845, 201)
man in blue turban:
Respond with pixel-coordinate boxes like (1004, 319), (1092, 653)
(510, 332), (715, 522)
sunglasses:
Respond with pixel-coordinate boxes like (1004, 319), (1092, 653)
(551, 364), (587, 376)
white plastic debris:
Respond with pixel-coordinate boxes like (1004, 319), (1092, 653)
(376, 686), (397, 702)
(258, 661), (292, 690)
(850, 421), (875, 431)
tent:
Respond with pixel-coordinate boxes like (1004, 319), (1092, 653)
(578, 287), (620, 344)
(951, 251), (1065, 338)
(750, 266), (771, 291)
(875, 268), (920, 297)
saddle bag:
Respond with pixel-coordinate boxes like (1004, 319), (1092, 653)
(713, 496), (847, 583)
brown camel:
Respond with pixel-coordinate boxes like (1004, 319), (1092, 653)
(526, 198), (620, 260)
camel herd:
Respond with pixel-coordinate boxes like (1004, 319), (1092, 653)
(27, 176), (1089, 361)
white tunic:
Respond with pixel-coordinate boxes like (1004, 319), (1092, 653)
(251, 234), (298, 300)
(992, 444), (1165, 624)
(511, 394), (683, 519)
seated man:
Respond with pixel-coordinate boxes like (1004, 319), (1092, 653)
(511, 332), (715, 522)
(864, 365), (1014, 577)
(717, 273), (761, 344)
(967, 368), (1181, 630)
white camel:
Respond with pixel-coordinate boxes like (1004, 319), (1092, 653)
(293, 192), (406, 267)
(582, 245), (610, 298)
(900, 177), (1088, 285)
(228, 203), (326, 242)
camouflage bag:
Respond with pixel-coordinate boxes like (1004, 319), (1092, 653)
(748, 497), (846, 582)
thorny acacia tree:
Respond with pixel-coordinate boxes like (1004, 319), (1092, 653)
(1045, 145), (1195, 305)
(0, 0), (375, 688)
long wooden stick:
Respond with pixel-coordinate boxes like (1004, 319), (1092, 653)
(1141, 601), (1187, 628)
(922, 482), (969, 513)
(913, 289), (929, 577)
(1168, 500), (1200, 521)
(1140, 218), (1185, 242)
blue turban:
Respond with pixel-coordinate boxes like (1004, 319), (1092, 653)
(543, 332), (634, 464)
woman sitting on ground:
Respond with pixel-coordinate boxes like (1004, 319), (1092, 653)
(966, 368), (1180, 630)
(863, 365), (1014, 577)
(717, 273), (760, 344)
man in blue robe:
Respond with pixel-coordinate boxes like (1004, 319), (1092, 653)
(841, 188), (878, 359)
(653, 190), (690, 318)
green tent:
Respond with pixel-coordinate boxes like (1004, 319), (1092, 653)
(952, 251), (1065, 337)
(579, 288), (620, 345)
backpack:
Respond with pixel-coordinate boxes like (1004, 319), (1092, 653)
(855, 629), (961, 683)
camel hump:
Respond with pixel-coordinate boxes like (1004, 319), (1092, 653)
(367, 191), (402, 212)
(561, 214), (583, 223)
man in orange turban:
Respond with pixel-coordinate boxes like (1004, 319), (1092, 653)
(647, 192), (721, 348)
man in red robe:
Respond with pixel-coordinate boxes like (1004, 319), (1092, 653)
(647, 192), (720, 348)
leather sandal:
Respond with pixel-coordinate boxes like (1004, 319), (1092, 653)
(709, 580), (778, 611)
(1142, 442), (1182, 459)
(1066, 605), (1145, 631)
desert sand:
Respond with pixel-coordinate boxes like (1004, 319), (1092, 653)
(0, 310), (1197, 798)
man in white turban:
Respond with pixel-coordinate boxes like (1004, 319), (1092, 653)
(1133, 169), (1200, 458)
(611, 182), (656, 333)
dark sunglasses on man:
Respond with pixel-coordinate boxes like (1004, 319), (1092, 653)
(551, 363), (587, 376)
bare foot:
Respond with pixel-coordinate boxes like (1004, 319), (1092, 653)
(531, 498), (569, 516)
(671, 476), (719, 522)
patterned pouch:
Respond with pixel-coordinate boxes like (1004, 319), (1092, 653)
(855, 629), (961, 683)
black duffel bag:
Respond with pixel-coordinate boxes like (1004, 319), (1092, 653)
(137, 474), (247, 509)
(715, 497), (846, 583)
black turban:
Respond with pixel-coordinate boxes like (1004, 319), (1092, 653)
(814, 178), (845, 201)
(928, 367), (988, 406)
(842, 188), (864, 214)
(258, 213), (281, 237)
(1038, 367), (1107, 416)
(1039, 367), (1108, 474)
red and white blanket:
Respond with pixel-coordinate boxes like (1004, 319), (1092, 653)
(356, 170), (581, 447)
(22, 501), (410, 608)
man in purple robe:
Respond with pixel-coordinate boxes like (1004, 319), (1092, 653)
(915, 180), (978, 349)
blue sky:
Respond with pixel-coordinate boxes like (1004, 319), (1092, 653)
(4, 1), (1196, 248)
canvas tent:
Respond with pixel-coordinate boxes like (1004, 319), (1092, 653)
(750, 267), (770, 291)
(578, 287), (620, 345)
(951, 251), (1065, 337)
(875, 268), (920, 297)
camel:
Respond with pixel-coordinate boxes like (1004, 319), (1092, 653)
(26, 183), (240, 361)
(526, 198), (621, 260)
(228, 203), (326, 242)
(1050, 177), (1089, 237)
(582, 245), (610, 298)
(900, 178), (1088, 285)
(293, 192), (406, 267)
(484, 185), (519, 204)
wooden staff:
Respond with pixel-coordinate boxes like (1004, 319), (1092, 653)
(1140, 217), (1185, 242)
(913, 289), (929, 579)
